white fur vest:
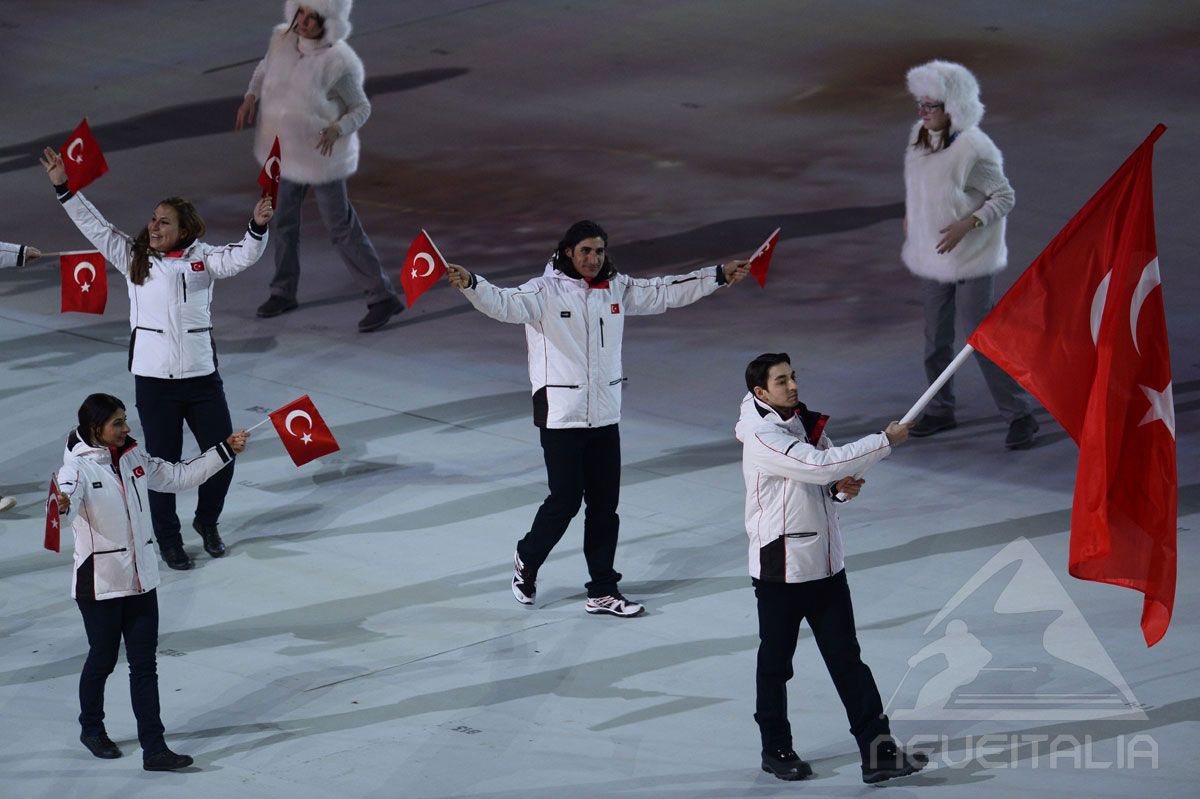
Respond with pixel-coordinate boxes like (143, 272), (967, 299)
(254, 25), (364, 185)
(902, 122), (1009, 282)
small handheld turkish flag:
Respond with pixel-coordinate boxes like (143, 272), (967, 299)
(400, 229), (448, 308)
(258, 136), (282, 206)
(45, 476), (61, 553)
(59, 119), (109, 192)
(268, 395), (340, 466)
(60, 252), (107, 314)
(748, 228), (780, 288)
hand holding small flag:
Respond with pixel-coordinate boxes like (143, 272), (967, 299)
(748, 227), (781, 288)
(54, 119), (109, 192)
(258, 136), (282, 206)
(400, 230), (448, 307)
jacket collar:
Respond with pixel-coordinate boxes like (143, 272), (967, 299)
(547, 256), (616, 288)
(751, 396), (829, 442)
(67, 428), (139, 463)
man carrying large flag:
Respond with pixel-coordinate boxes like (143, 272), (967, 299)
(968, 124), (1175, 646)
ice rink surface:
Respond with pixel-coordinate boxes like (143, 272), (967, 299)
(1, 2), (1197, 797)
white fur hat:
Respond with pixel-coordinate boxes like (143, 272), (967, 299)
(284, 0), (353, 44)
(906, 60), (984, 134)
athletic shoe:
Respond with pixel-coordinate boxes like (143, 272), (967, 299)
(80, 732), (122, 759)
(511, 550), (536, 605)
(910, 412), (957, 437)
(861, 739), (928, 784)
(0, 495), (16, 512)
(143, 748), (194, 771)
(761, 748), (812, 781)
(585, 593), (645, 617)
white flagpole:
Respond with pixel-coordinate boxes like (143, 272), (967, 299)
(900, 344), (975, 424)
(836, 344), (976, 499)
(245, 417), (272, 433)
(422, 229), (449, 266)
(38, 250), (96, 259)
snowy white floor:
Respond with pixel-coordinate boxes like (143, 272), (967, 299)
(1, 2), (1197, 797)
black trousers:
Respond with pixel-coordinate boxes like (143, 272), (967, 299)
(754, 570), (890, 758)
(135, 371), (234, 550)
(517, 424), (622, 597)
(76, 589), (167, 755)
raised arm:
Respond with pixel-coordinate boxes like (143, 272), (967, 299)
(621, 259), (750, 316)
(201, 198), (273, 278)
(447, 263), (546, 325)
(41, 147), (132, 276)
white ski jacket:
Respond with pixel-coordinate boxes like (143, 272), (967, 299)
(463, 260), (726, 428)
(56, 429), (235, 600)
(56, 188), (268, 379)
(735, 393), (892, 583)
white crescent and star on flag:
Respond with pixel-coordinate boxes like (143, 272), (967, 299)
(66, 137), (85, 164)
(73, 260), (96, 293)
(411, 252), (436, 279)
(284, 409), (315, 445)
(1089, 257), (1174, 439)
(266, 156), (281, 180)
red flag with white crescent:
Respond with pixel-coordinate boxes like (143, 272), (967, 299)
(748, 227), (780, 288)
(268, 395), (340, 467)
(969, 124), (1175, 646)
(258, 136), (282, 206)
(60, 252), (107, 314)
(59, 119), (109, 193)
(45, 476), (61, 553)
(400, 229), (447, 308)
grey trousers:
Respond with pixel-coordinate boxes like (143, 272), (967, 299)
(268, 178), (397, 305)
(920, 274), (1032, 422)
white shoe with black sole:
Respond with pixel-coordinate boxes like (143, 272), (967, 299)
(585, 594), (645, 617)
(511, 550), (536, 605)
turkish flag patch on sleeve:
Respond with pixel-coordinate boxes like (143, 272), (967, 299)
(133, 466), (145, 478)
(610, 303), (621, 314)
(191, 261), (205, 272)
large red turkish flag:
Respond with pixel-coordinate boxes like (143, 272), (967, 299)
(59, 119), (109, 192)
(748, 227), (780, 288)
(969, 124), (1175, 646)
(258, 136), (282, 206)
(400, 229), (447, 308)
(60, 252), (107, 314)
(268, 395), (340, 466)
(45, 476), (61, 553)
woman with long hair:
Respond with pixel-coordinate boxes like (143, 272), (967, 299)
(41, 147), (273, 569)
(53, 393), (249, 770)
(900, 60), (1038, 450)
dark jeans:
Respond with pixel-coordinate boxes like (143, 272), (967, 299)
(268, 178), (397, 305)
(76, 589), (166, 754)
(517, 424), (622, 597)
(754, 570), (890, 758)
(135, 371), (233, 550)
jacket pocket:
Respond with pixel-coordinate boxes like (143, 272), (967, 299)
(759, 537), (785, 581)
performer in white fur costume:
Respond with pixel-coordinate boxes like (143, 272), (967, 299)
(901, 59), (1038, 449)
(236, 0), (404, 332)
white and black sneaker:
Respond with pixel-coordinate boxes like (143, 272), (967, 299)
(511, 550), (536, 605)
(585, 593), (645, 617)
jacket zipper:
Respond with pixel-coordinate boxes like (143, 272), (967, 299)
(129, 475), (144, 512)
(181, 273), (187, 302)
(600, 317), (605, 348)
(583, 295), (592, 425)
(111, 453), (143, 593)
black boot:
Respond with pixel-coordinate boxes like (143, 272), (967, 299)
(80, 732), (122, 759)
(161, 544), (193, 571)
(861, 738), (928, 784)
(761, 747), (813, 781)
(193, 520), (226, 557)
(143, 747), (194, 771)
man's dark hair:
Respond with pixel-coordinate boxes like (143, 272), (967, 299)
(553, 219), (615, 279)
(745, 352), (791, 392)
(77, 393), (126, 446)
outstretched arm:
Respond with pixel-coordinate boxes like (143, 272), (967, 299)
(621, 259), (749, 316)
(200, 198), (274, 278)
(145, 432), (246, 493)
(446, 263), (546, 325)
(41, 147), (132, 277)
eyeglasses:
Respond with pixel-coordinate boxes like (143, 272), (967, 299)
(916, 101), (945, 113)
